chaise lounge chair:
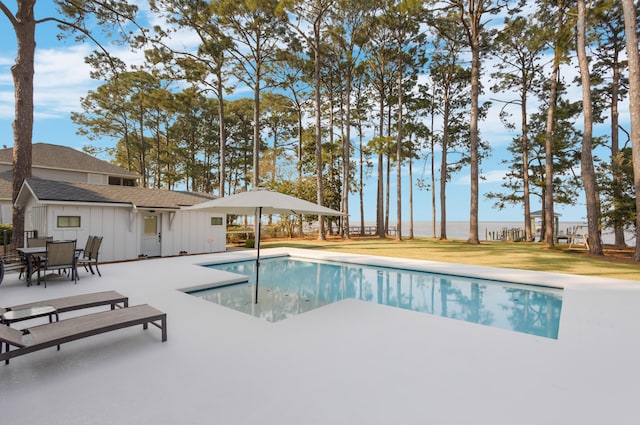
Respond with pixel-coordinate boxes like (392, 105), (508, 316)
(0, 304), (167, 364)
(0, 290), (129, 325)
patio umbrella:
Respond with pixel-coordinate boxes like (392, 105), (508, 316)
(187, 188), (344, 303)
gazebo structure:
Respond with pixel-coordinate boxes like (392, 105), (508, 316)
(530, 210), (562, 242)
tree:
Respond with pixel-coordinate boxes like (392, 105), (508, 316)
(0, 0), (141, 247)
(365, 8), (396, 237)
(149, 0), (233, 196)
(435, 0), (506, 244)
(576, 0), (603, 255)
(380, 0), (427, 241)
(621, 0), (640, 261)
(214, 0), (289, 189)
(351, 65), (373, 235)
(327, 0), (373, 239)
(491, 14), (546, 242)
(261, 92), (297, 184)
(225, 98), (256, 192)
(591, 0), (630, 247)
(538, 0), (572, 248)
(285, 0), (335, 240)
(429, 34), (471, 240)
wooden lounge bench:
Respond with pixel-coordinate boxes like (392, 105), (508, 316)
(0, 291), (129, 325)
(0, 304), (167, 364)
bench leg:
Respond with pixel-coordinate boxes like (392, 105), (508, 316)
(161, 317), (167, 342)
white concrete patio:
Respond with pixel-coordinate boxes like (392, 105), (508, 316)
(0, 247), (639, 425)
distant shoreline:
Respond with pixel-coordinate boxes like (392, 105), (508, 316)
(358, 220), (630, 245)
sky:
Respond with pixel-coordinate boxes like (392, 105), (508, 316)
(0, 1), (627, 226)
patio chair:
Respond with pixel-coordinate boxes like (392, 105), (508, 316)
(0, 304), (167, 364)
(77, 236), (102, 277)
(26, 236), (53, 248)
(0, 290), (129, 325)
(80, 236), (95, 259)
(0, 252), (28, 285)
(25, 236), (53, 276)
(39, 240), (78, 287)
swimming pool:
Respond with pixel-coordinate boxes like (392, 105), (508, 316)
(191, 256), (563, 338)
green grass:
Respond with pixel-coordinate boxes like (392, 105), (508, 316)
(260, 236), (640, 281)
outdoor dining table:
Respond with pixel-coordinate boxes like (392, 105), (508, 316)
(16, 246), (82, 286)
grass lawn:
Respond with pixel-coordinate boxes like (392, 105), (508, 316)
(260, 236), (640, 281)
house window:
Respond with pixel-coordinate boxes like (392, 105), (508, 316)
(211, 217), (223, 226)
(144, 215), (158, 235)
(109, 176), (137, 186)
(57, 216), (81, 228)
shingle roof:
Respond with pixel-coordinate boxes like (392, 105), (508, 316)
(24, 178), (215, 209)
(0, 143), (138, 177)
(0, 171), (13, 200)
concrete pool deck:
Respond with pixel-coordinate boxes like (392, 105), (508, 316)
(0, 247), (639, 425)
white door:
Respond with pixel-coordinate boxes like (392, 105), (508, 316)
(141, 213), (161, 257)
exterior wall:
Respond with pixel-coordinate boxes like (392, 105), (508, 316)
(43, 204), (139, 263)
(33, 168), (89, 183)
(87, 173), (108, 184)
(31, 204), (226, 263)
(0, 201), (11, 224)
(6, 168), (109, 185)
(23, 197), (45, 239)
(161, 210), (226, 256)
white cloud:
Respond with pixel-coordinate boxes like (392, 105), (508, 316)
(453, 168), (508, 185)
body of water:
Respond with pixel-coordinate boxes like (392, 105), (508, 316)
(360, 221), (629, 245)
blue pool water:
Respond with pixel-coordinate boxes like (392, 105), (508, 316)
(191, 256), (563, 338)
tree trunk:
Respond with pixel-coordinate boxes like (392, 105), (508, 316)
(409, 154), (414, 239)
(138, 105), (147, 187)
(610, 38), (625, 247)
(10, 0), (36, 248)
(296, 99), (303, 237)
(314, 19), (325, 240)
(253, 65), (261, 188)
(431, 89), (437, 238)
(521, 80), (533, 241)
(621, 0), (640, 261)
(377, 95), (385, 238)
(359, 122), (365, 235)
(467, 26), (481, 245)
(440, 93), (450, 240)
(577, 0), (603, 255)
(217, 72), (227, 197)
(342, 69), (351, 239)
(543, 3), (565, 248)
(396, 67), (403, 241)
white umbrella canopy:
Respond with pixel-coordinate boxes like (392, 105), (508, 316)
(188, 188), (344, 303)
(187, 188), (344, 217)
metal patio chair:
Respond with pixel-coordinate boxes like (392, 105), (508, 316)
(39, 240), (78, 287)
(77, 236), (102, 277)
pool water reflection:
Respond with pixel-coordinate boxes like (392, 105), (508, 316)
(192, 257), (562, 338)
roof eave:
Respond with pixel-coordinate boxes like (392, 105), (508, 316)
(14, 180), (37, 207)
(36, 200), (134, 208)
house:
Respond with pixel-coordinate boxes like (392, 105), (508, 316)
(15, 178), (226, 262)
(1, 143), (227, 261)
(0, 143), (140, 185)
(0, 143), (140, 223)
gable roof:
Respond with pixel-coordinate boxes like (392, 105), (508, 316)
(0, 143), (138, 178)
(17, 178), (215, 210)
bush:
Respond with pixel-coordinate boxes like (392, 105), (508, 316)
(0, 224), (12, 244)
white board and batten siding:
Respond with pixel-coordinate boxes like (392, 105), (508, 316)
(163, 210), (226, 257)
(26, 204), (226, 263)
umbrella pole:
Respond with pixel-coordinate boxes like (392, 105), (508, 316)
(255, 206), (262, 304)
